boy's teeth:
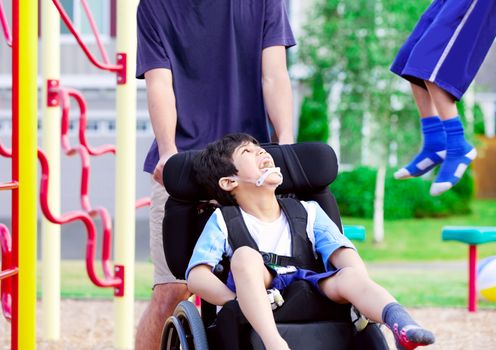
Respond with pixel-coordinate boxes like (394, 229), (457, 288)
(261, 159), (272, 168)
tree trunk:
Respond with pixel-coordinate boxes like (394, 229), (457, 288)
(373, 165), (386, 243)
(327, 82), (343, 162)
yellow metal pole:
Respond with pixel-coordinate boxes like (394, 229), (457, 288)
(41, 0), (61, 340)
(17, 0), (38, 348)
(114, 0), (138, 348)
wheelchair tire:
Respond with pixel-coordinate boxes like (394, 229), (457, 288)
(353, 323), (389, 350)
(162, 300), (208, 350)
(161, 316), (190, 350)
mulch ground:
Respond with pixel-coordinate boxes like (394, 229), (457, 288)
(0, 300), (494, 349)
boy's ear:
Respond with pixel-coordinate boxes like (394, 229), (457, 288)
(219, 177), (238, 192)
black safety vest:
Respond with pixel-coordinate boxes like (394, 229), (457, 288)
(220, 197), (325, 273)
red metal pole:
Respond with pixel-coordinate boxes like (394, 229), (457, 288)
(468, 244), (477, 312)
(11, 0), (19, 347)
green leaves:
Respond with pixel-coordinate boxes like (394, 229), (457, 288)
(298, 74), (329, 143)
(298, 0), (432, 167)
(330, 166), (473, 219)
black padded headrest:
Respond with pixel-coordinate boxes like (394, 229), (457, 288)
(163, 142), (338, 201)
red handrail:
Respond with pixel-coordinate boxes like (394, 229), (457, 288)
(0, 181), (18, 190)
(58, 87), (116, 156)
(43, 84), (150, 290)
(0, 110), (16, 326)
(0, 224), (18, 321)
(0, 141), (18, 190)
(136, 197), (152, 209)
(0, 0), (12, 47)
(38, 149), (121, 287)
(0, 138), (11, 157)
(42, 85), (119, 286)
(1, 0), (150, 303)
(81, 0), (110, 65)
(51, 0), (122, 73)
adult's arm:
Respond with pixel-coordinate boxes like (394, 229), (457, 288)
(262, 46), (294, 144)
(144, 68), (178, 185)
(188, 265), (236, 305)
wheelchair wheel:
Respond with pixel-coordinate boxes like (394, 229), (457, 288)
(160, 301), (208, 350)
(161, 315), (190, 350)
(353, 323), (389, 350)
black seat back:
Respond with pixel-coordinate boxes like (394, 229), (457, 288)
(162, 142), (342, 280)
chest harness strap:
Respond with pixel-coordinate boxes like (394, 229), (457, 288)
(220, 197), (324, 272)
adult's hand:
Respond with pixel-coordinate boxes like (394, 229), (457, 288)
(153, 150), (177, 186)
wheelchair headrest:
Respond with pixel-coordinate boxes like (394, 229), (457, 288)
(163, 142), (338, 201)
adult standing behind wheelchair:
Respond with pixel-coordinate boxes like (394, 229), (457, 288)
(135, 0), (296, 348)
(187, 133), (435, 350)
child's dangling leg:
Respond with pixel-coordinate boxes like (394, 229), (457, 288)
(430, 116), (476, 196)
(382, 302), (435, 350)
(394, 116), (446, 179)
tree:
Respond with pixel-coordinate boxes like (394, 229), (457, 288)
(298, 73), (329, 143)
(298, 0), (432, 241)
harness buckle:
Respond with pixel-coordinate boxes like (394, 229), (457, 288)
(261, 252), (278, 265)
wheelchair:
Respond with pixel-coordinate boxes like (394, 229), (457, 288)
(159, 142), (389, 350)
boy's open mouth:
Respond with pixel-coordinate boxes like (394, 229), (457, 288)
(259, 158), (274, 169)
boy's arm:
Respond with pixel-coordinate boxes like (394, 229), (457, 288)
(186, 210), (233, 305)
(188, 265), (236, 306)
(309, 202), (356, 271)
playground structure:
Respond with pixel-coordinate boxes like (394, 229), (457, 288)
(0, 0), (145, 349)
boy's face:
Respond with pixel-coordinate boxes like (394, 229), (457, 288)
(230, 142), (280, 187)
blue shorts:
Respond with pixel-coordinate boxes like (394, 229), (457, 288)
(226, 266), (339, 296)
(391, 0), (496, 100)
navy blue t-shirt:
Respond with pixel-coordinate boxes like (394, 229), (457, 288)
(136, 0), (296, 173)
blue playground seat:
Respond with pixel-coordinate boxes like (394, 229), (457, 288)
(442, 226), (496, 312)
(343, 225), (366, 241)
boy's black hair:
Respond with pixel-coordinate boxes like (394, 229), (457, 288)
(193, 133), (259, 206)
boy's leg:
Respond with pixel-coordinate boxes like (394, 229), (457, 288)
(320, 248), (435, 349)
(320, 248), (394, 322)
(394, 83), (446, 179)
(411, 83), (438, 118)
(230, 247), (289, 350)
(425, 81), (476, 196)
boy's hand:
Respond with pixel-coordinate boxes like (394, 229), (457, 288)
(267, 288), (284, 310)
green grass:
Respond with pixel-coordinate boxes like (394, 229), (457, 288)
(369, 267), (496, 309)
(46, 260), (496, 309)
(345, 200), (496, 261)
(38, 260), (154, 300)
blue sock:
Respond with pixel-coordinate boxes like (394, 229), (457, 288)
(394, 116), (446, 179)
(382, 303), (435, 350)
(430, 116), (477, 196)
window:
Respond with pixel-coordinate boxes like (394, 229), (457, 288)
(59, 0), (112, 39)
(137, 120), (149, 132)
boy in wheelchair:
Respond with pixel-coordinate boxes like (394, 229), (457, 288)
(185, 133), (434, 350)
